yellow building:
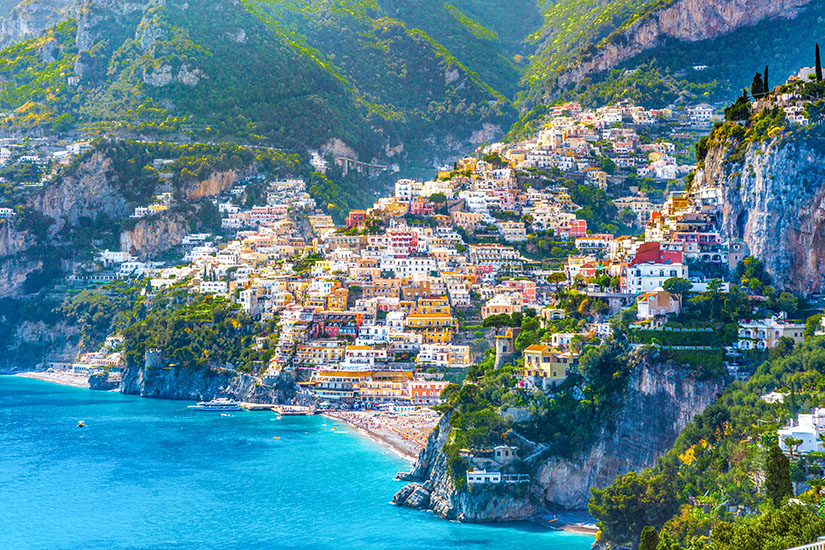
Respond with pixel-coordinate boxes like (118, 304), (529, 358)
(414, 296), (451, 315)
(405, 313), (458, 344)
(305, 294), (327, 310)
(148, 203), (169, 213)
(358, 371), (413, 403)
(313, 370), (373, 400)
(295, 342), (346, 367)
(521, 344), (569, 385)
(327, 288), (349, 311)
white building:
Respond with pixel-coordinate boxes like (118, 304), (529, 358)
(200, 281), (229, 294)
(778, 409), (825, 455)
(623, 262), (688, 294)
(737, 316), (805, 350)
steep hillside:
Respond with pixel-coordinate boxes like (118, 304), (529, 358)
(693, 86), (825, 294)
(0, 0), (72, 48)
(553, 0), (825, 109)
(394, 348), (723, 520)
(0, 0), (539, 166)
(521, 0), (815, 106)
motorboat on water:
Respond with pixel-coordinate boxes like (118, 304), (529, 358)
(188, 398), (242, 411)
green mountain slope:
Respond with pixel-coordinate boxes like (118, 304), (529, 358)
(0, 0), (822, 162)
(0, 0), (547, 165)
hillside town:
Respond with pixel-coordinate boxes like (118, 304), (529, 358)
(61, 97), (818, 421)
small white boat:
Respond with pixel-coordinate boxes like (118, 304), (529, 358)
(188, 398), (241, 412)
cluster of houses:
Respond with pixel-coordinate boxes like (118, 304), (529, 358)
(74, 89), (825, 424)
(83, 140), (812, 407)
(0, 137), (92, 188)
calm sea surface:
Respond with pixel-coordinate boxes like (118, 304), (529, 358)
(0, 376), (593, 550)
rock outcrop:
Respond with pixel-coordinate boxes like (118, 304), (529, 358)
(120, 211), (191, 260)
(395, 352), (723, 520)
(30, 149), (129, 230)
(557, 0), (812, 90)
(120, 361), (298, 404)
(0, 0), (74, 49)
(694, 127), (825, 293)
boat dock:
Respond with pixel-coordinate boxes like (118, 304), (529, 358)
(239, 403), (276, 411)
(273, 405), (315, 416)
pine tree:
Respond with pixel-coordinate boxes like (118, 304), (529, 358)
(817, 43), (822, 82)
(639, 526), (659, 550)
(765, 444), (793, 507)
(763, 65), (769, 95)
(751, 73), (765, 99)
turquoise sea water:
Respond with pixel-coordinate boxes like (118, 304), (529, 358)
(0, 376), (593, 550)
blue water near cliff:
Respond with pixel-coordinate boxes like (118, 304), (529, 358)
(0, 376), (593, 550)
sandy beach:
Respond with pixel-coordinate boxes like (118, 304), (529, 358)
(323, 409), (440, 461)
(14, 371), (91, 389)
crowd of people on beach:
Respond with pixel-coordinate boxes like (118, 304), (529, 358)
(329, 409), (440, 453)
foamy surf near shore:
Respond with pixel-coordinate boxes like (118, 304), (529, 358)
(13, 371), (91, 388)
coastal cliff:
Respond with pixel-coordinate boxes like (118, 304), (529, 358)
(30, 149), (130, 230)
(556, 0), (811, 90)
(394, 353), (723, 520)
(120, 362), (298, 404)
(694, 121), (825, 293)
(120, 211), (192, 260)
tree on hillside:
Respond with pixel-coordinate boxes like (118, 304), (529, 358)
(639, 526), (659, 550)
(751, 73), (766, 99)
(765, 444), (793, 507)
(547, 272), (567, 286)
(764, 65), (769, 94)
(724, 90), (752, 122)
(783, 437), (803, 459)
(817, 43), (823, 82)
(663, 277), (693, 304)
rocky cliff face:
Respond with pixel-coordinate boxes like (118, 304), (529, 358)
(395, 353), (723, 520)
(557, 0), (812, 90)
(120, 211), (191, 260)
(695, 129), (825, 293)
(30, 149), (129, 231)
(120, 362), (298, 404)
(0, 0), (74, 49)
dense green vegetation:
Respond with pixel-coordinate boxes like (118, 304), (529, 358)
(0, 0), (532, 165)
(590, 336), (825, 548)
(122, 291), (270, 373)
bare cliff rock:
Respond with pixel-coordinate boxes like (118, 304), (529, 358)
(30, 149), (129, 230)
(120, 211), (191, 260)
(557, 0), (812, 90)
(694, 127), (825, 293)
(182, 170), (240, 200)
(120, 361), (298, 404)
(395, 352), (723, 520)
(0, 0), (74, 49)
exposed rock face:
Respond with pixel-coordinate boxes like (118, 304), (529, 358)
(120, 211), (190, 260)
(30, 149), (129, 230)
(557, 0), (813, 89)
(534, 359), (721, 509)
(695, 131), (825, 293)
(0, 219), (40, 298)
(88, 371), (118, 390)
(142, 63), (205, 87)
(0, 0), (74, 49)
(0, 219), (28, 258)
(183, 170), (239, 200)
(120, 361), (298, 404)
(395, 353), (723, 520)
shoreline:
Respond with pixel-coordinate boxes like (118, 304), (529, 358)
(322, 412), (419, 461)
(6, 374), (596, 536)
(12, 371), (92, 389)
